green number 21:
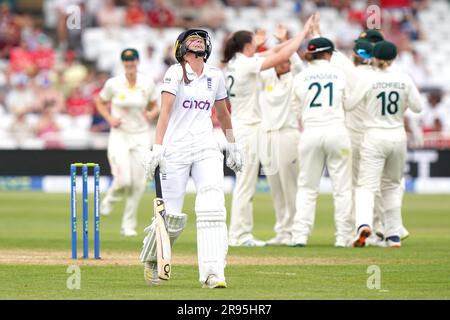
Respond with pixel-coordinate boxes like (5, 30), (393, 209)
(308, 82), (333, 107)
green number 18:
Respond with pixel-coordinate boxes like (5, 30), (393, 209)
(376, 91), (399, 115)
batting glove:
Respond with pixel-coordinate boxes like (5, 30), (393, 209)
(142, 144), (166, 181)
(225, 142), (244, 173)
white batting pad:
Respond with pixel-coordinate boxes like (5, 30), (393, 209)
(166, 213), (188, 243)
(197, 221), (228, 283)
(195, 186), (228, 283)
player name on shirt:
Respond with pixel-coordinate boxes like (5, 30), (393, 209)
(372, 82), (406, 90)
(304, 74), (338, 81)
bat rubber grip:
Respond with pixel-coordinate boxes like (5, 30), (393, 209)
(155, 166), (163, 198)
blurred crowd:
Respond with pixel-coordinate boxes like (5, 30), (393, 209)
(0, 0), (449, 149)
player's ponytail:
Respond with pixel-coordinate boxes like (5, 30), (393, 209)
(180, 61), (192, 85)
(373, 58), (392, 70)
(304, 52), (314, 62)
(352, 54), (369, 66)
(222, 30), (253, 63)
(304, 50), (332, 62)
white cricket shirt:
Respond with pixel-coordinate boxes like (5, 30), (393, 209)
(161, 62), (228, 149)
(331, 50), (358, 90)
(259, 53), (303, 131)
(291, 60), (347, 128)
(346, 67), (423, 130)
(329, 50), (366, 133)
(344, 64), (374, 133)
(99, 73), (158, 133)
(226, 53), (265, 126)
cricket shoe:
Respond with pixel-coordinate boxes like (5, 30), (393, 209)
(399, 226), (410, 240)
(100, 197), (113, 216)
(121, 228), (138, 237)
(229, 238), (266, 247)
(289, 242), (306, 247)
(385, 236), (401, 248)
(202, 275), (227, 289)
(366, 233), (386, 247)
(288, 235), (307, 247)
(375, 230), (385, 240)
(266, 234), (291, 246)
(144, 261), (160, 286)
(335, 238), (351, 248)
(353, 225), (372, 248)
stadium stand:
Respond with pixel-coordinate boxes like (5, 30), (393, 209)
(0, 0), (449, 150)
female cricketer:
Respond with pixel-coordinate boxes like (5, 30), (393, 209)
(348, 41), (422, 248)
(290, 37), (353, 247)
(140, 29), (243, 288)
(222, 15), (313, 247)
(311, 13), (411, 245)
(96, 48), (159, 237)
(259, 25), (304, 246)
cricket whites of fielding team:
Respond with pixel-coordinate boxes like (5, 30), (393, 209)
(93, 12), (423, 289)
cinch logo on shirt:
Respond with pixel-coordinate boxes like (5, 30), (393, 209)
(182, 100), (212, 110)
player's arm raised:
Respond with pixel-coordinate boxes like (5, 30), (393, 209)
(274, 23), (304, 75)
(258, 23), (298, 57)
(312, 12), (356, 81)
(259, 15), (313, 71)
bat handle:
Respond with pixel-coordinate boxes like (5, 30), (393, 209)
(155, 166), (163, 198)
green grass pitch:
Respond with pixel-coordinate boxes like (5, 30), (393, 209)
(0, 192), (449, 300)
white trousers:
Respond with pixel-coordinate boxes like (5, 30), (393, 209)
(162, 145), (228, 283)
(349, 129), (384, 233)
(355, 129), (406, 238)
(292, 125), (353, 244)
(105, 130), (150, 231)
(228, 123), (261, 243)
(260, 127), (300, 240)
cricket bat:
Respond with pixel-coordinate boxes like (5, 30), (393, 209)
(154, 166), (171, 280)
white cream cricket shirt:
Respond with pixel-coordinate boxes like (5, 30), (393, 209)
(259, 53), (303, 131)
(346, 67), (423, 130)
(291, 60), (348, 129)
(99, 73), (159, 134)
(161, 62), (228, 149)
(226, 53), (265, 126)
(344, 64), (374, 133)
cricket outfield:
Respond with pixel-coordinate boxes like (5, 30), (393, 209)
(0, 192), (449, 300)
